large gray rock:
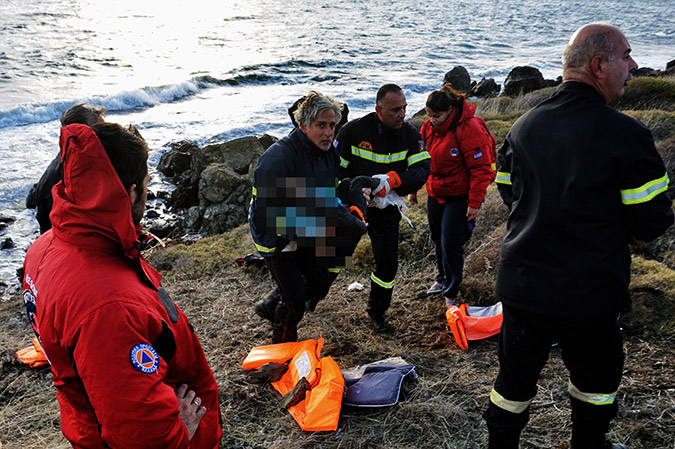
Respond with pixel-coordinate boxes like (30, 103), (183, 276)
(158, 135), (266, 236)
(504, 66), (545, 97)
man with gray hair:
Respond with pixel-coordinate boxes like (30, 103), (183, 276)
(486, 23), (673, 449)
(249, 91), (370, 343)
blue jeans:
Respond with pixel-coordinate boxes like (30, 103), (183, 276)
(427, 196), (475, 299)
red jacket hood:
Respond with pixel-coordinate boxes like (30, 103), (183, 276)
(51, 124), (161, 287)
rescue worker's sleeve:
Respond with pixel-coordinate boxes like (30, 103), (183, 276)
(334, 125), (352, 180)
(69, 301), (194, 449)
(395, 128), (430, 195)
(460, 119), (497, 209)
(495, 137), (514, 210)
(618, 128), (674, 242)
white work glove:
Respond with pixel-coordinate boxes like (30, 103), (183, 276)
(371, 174), (391, 197)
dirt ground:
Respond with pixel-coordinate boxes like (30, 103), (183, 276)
(1, 189), (673, 449)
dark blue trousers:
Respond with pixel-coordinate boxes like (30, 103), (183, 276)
(426, 196), (475, 299)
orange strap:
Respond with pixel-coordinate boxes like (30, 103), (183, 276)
(349, 205), (366, 222)
(445, 306), (468, 350)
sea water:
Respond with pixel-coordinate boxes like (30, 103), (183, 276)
(0, 0), (673, 293)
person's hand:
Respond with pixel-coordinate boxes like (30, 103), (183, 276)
(408, 192), (418, 205)
(176, 383), (207, 440)
(466, 206), (479, 221)
(361, 187), (372, 202)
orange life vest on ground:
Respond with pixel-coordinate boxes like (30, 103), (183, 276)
(446, 303), (503, 350)
(242, 338), (344, 431)
(15, 336), (48, 367)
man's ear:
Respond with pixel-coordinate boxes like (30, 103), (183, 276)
(299, 123), (307, 134)
(590, 55), (605, 79)
(375, 104), (382, 119)
(127, 183), (137, 205)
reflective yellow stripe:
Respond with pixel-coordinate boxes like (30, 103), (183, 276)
(489, 389), (533, 414)
(408, 151), (430, 166)
(254, 243), (276, 255)
(491, 163), (496, 171)
(252, 186), (257, 196)
(351, 146), (407, 164)
(371, 273), (394, 289)
(328, 268), (342, 274)
(620, 173), (669, 205)
(568, 381), (617, 405)
(340, 156), (350, 169)
(496, 171), (512, 185)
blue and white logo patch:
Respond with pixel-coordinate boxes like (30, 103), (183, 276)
(130, 343), (159, 374)
(450, 148), (459, 157)
(473, 152), (484, 159)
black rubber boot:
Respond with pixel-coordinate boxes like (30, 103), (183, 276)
(253, 286), (281, 322)
(570, 397), (620, 449)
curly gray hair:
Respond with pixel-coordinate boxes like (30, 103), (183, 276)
(292, 91), (342, 128)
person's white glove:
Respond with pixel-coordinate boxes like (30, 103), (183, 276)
(371, 174), (391, 197)
(371, 171), (402, 198)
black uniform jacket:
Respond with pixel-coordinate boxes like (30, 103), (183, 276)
(335, 112), (430, 195)
(495, 81), (673, 317)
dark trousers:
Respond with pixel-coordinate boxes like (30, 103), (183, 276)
(427, 196), (475, 299)
(265, 247), (336, 343)
(484, 305), (624, 449)
(365, 205), (401, 317)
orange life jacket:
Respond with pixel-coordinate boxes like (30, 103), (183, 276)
(445, 303), (503, 350)
(242, 338), (344, 431)
(15, 336), (48, 367)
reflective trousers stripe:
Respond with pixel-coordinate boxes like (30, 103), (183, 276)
(489, 388), (533, 414)
(371, 272), (394, 289)
(496, 171), (511, 185)
(568, 380), (617, 405)
(620, 173), (669, 205)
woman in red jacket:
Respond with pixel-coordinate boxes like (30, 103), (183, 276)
(421, 82), (496, 306)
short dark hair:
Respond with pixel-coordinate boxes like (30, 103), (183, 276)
(376, 84), (403, 106)
(61, 103), (106, 126)
(91, 123), (148, 194)
(426, 90), (454, 112)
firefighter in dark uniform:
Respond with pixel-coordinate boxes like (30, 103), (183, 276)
(484, 23), (674, 449)
(335, 84), (430, 332)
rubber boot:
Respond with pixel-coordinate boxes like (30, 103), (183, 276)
(254, 286), (281, 322)
(570, 397), (620, 449)
(483, 401), (529, 449)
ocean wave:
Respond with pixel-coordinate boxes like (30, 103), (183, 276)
(0, 70), (292, 129)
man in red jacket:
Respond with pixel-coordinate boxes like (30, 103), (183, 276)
(22, 122), (222, 448)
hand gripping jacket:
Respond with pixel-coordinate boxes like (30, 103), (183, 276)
(421, 99), (496, 208)
(22, 124), (222, 448)
(242, 338), (344, 431)
(445, 303), (503, 350)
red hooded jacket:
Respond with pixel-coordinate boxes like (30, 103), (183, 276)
(421, 100), (496, 208)
(22, 124), (221, 448)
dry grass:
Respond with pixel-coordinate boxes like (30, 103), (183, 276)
(2, 187), (673, 448)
